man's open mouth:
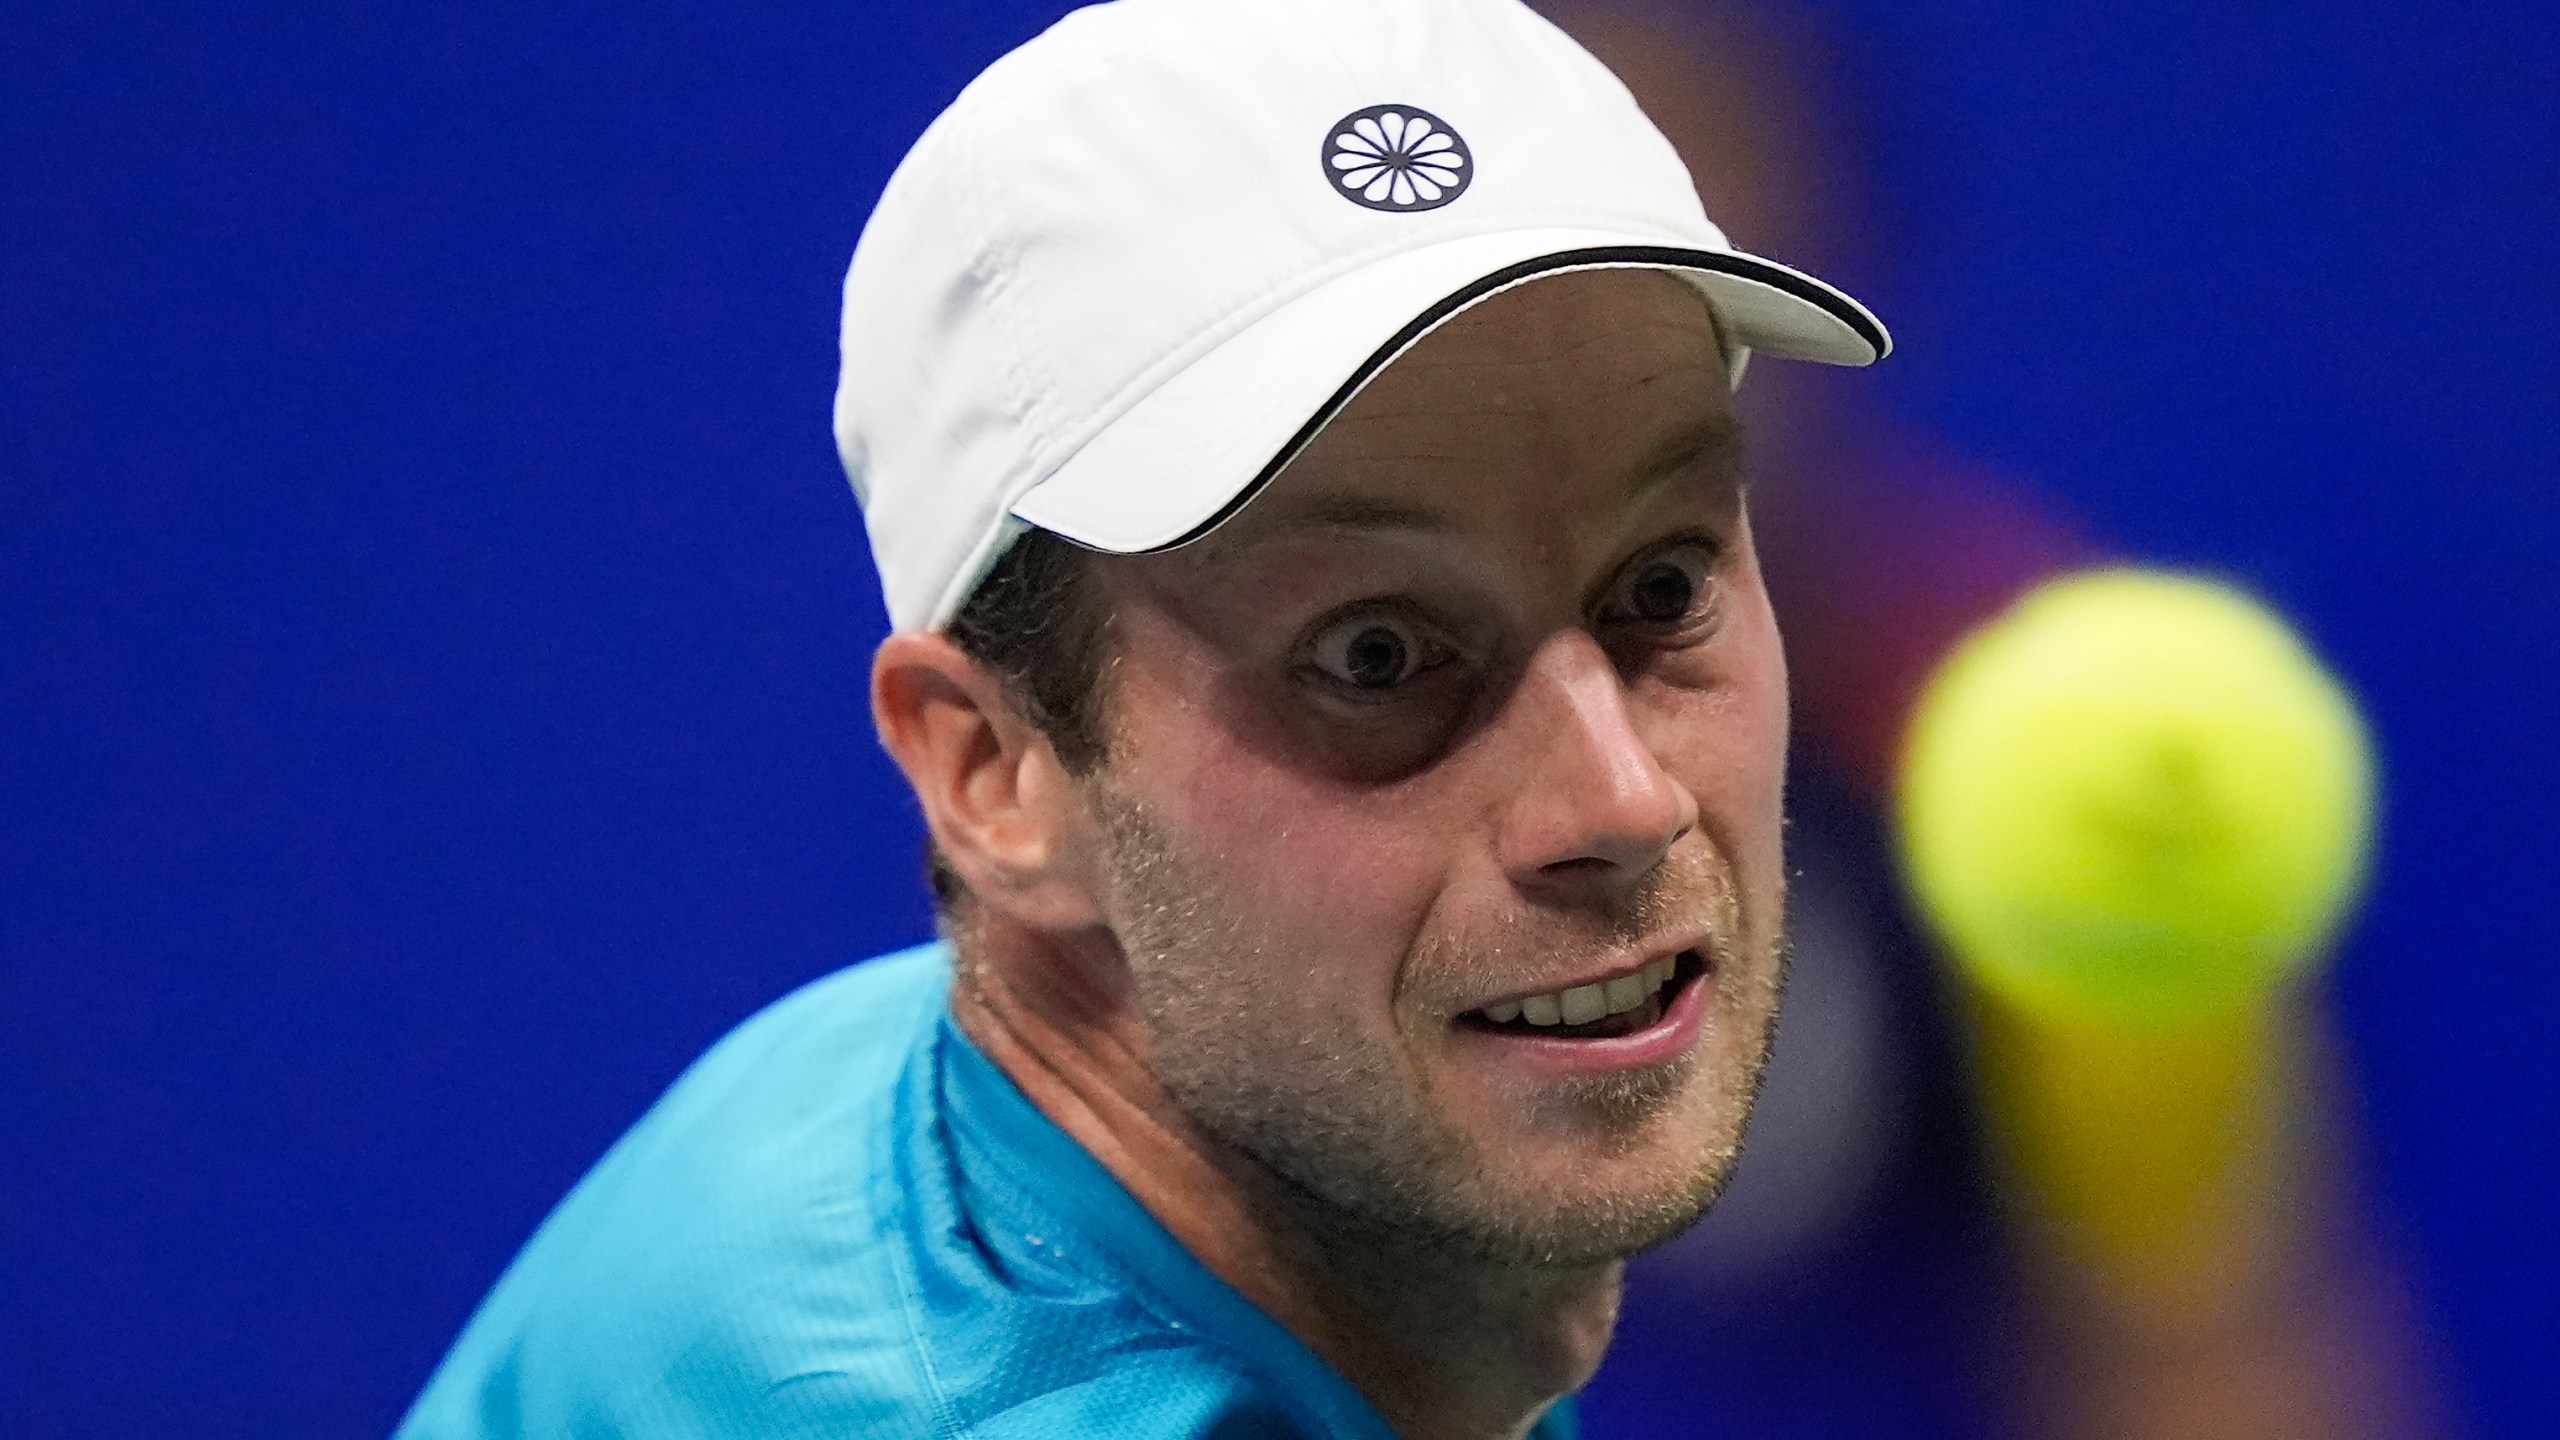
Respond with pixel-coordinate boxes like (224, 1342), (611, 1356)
(1459, 950), (1706, 1040)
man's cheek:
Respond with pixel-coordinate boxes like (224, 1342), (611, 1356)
(1165, 762), (1445, 973)
(1665, 677), (1788, 837)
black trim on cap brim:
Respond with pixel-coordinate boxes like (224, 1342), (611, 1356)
(1133, 244), (1885, 553)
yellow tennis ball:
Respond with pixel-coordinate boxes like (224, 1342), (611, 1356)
(1896, 569), (2376, 1025)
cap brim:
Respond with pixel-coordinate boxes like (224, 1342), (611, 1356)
(1010, 226), (1887, 557)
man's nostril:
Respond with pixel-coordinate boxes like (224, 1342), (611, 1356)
(1538, 856), (1616, 877)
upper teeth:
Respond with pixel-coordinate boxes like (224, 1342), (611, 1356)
(1482, 955), (1678, 1027)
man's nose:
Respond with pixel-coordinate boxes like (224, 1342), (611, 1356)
(1495, 631), (1698, 896)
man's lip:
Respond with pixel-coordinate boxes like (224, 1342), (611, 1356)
(1450, 956), (1714, 1073)
(1456, 937), (1714, 1016)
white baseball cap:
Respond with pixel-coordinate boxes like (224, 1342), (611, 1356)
(835, 0), (1889, 632)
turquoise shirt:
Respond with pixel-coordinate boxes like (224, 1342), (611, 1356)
(396, 943), (1579, 1439)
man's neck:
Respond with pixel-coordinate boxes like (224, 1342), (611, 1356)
(947, 919), (1621, 1440)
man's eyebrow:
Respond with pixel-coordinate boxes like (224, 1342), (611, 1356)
(1627, 408), (1746, 499)
(1266, 496), (1461, 535)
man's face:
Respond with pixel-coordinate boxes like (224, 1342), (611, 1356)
(1076, 269), (1788, 1266)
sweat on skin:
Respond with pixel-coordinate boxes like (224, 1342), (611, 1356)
(873, 268), (1791, 1440)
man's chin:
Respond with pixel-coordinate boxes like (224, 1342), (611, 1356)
(1320, 1123), (1744, 1270)
(1373, 1169), (1732, 1270)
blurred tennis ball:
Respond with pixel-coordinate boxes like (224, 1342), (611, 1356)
(1896, 569), (2375, 1025)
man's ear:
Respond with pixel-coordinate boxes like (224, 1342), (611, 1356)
(871, 631), (1107, 931)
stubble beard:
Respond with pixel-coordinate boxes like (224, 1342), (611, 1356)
(1095, 789), (1788, 1270)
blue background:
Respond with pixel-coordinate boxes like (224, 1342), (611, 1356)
(5, 1), (2553, 1434)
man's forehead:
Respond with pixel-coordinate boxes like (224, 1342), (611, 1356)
(1248, 410), (1743, 540)
(1239, 271), (1742, 538)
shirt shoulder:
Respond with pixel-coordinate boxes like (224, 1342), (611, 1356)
(395, 944), (1332, 1440)
(396, 944), (960, 1438)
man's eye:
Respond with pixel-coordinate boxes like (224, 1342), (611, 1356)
(1610, 547), (1714, 623)
(1310, 615), (1431, 689)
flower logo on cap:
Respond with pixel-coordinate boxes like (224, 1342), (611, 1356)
(1323, 105), (1471, 213)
